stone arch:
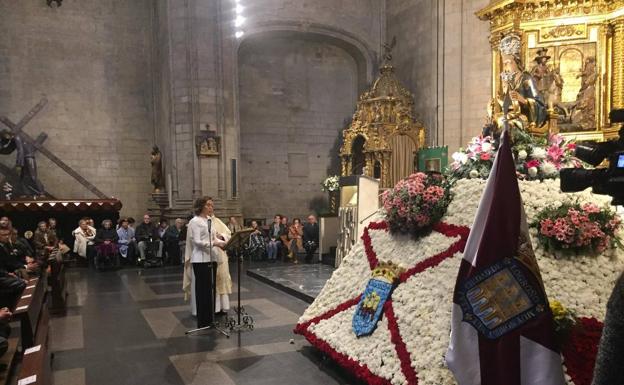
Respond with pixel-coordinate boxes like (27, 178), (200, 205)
(235, 21), (376, 91)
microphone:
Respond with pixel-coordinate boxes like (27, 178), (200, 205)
(206, 217), (212, 233)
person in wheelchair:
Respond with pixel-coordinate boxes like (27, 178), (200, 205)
(94, 219), (119, 269)
(135, 214), (163, 265)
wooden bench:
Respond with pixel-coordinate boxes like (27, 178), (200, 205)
(14, 342), (52, 385)
(12, 275), (47, 350)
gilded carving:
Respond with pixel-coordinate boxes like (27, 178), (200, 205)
(540, 24), (587, 42)
(339, 50), (426, 188)
(477, 0), (624, 140)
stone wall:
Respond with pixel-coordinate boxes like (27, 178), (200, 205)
(238, 35), (358, 221)
(0, 0), (154, 218)
(387, 0), (492, 152)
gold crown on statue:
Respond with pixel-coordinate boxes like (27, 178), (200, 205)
(499, 34), (521, 56)
(371, 261), (405, 284)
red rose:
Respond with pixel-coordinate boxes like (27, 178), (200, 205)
(480, 153), (491, 161)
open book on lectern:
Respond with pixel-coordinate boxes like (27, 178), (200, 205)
(223, 228), (254, 252)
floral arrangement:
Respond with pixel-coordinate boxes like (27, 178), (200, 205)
(550, 299), (577, 343)
(296, 178), (623, 385)
(321, 175), (340, 192)
(533, 201), (622, 254)
(448, 133), (579, 181)
(381, 172), (452, 236)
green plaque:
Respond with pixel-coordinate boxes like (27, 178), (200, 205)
(417, 146), (448, 172)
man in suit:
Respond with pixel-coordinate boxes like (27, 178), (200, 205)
(303, 214), (319, 264)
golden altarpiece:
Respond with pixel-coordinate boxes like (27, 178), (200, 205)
(477, 0), (624, 141)
(339, 62), (426, 189)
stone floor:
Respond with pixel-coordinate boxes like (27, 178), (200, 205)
(246, 262), (335, 303)
(49, 264), (360, 385)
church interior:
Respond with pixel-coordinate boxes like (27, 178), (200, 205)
(1, 0), (624, 384)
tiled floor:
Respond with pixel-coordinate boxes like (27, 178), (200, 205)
(246, 262), (335, 303)
(50, 264), (361, 385)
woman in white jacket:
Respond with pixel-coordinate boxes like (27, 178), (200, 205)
(73, 219), (96, 263)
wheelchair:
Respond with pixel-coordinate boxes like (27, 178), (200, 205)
(94, 245), (120, 270)
(140, 237), (164, 268)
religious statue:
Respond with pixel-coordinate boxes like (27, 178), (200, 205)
(0, 129), (46, 197)
(530, 48), (560, 107)
(571, 57), (597, 131)
(150, 146), (164, 193)
(484, 34), (548, 140)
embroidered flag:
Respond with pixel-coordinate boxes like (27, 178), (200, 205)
(445, 129), (565, 385)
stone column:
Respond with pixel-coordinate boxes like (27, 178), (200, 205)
(611, 17), (624, 109)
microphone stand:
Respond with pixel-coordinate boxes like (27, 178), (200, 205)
(186, 216), (230, 338)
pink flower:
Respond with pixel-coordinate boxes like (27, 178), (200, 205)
(582, 203), (601, 214)
(547, 145), (565, 164)
(480, 153), (491, 161)
(526, 159), (540, 169)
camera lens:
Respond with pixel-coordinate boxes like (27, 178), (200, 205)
(574, 142), (608, 167)
(559, 168), (606, 192)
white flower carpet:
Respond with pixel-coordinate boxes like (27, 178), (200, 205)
(295, 179), (623, 385)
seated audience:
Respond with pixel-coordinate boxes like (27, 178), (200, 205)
(73, 219), (96, 264)
(0, 227), (27, 309)
(266, 215), (284, 262)
(116, 218), (136, 262)
(279, 215), (290, 259)
(135, 214), (162, 262)
(247, 221), (266, 261)
(303, 214), (319, 264)
(163, 218), (184, 265)
(158, 219), (168, 239)
(288, 218), (303, 263)
(227, 217), (242, 233)
(33, 220), (59, 265)
(48, 217), (70, 258)
(95, 219), (119, 267)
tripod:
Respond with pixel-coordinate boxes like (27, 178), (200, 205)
(185, 262), (230, 338)
(222, 229), (255, 332)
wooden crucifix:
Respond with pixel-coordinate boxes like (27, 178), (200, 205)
(0, 97), (109, 199)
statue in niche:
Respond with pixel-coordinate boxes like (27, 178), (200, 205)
(530, 48), (559, 107)
(571, 57), (597, 131)
(151, 146), (164, 193)
(483, 34), (548, 141)
(196, 134), (219, 156)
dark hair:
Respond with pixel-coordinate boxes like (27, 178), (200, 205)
(119, 218), (128, 224)
(274, 214), (282, 220)
(293, 218), (301, 224)
(127, 217), (136, 224)
(37, 221), (47, 227)
(193, 196), (213, 215)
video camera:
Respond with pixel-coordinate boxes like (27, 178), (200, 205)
(560, 109), (624, 205)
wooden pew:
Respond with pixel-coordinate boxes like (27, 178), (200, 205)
(12, 275), (47, 350)
(14, 342), (52, 385)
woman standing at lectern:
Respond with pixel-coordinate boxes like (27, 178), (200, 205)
(182, 197), (230, 328)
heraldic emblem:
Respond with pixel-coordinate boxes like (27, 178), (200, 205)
(455, 257), (546, 340)
(353, 261), (404, 337)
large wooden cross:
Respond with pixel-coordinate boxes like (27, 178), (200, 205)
(0, 98), (109, 199)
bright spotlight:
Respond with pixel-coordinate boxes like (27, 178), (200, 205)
(235, 4), (244, 14)
(235, 30), (244, 39)
(234, 15), (246, 27)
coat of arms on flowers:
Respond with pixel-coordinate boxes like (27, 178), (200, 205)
(456, 257), (546, 339)
(352, 261), (404, 337)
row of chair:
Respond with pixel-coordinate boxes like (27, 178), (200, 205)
(0, 270), (57, 385)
